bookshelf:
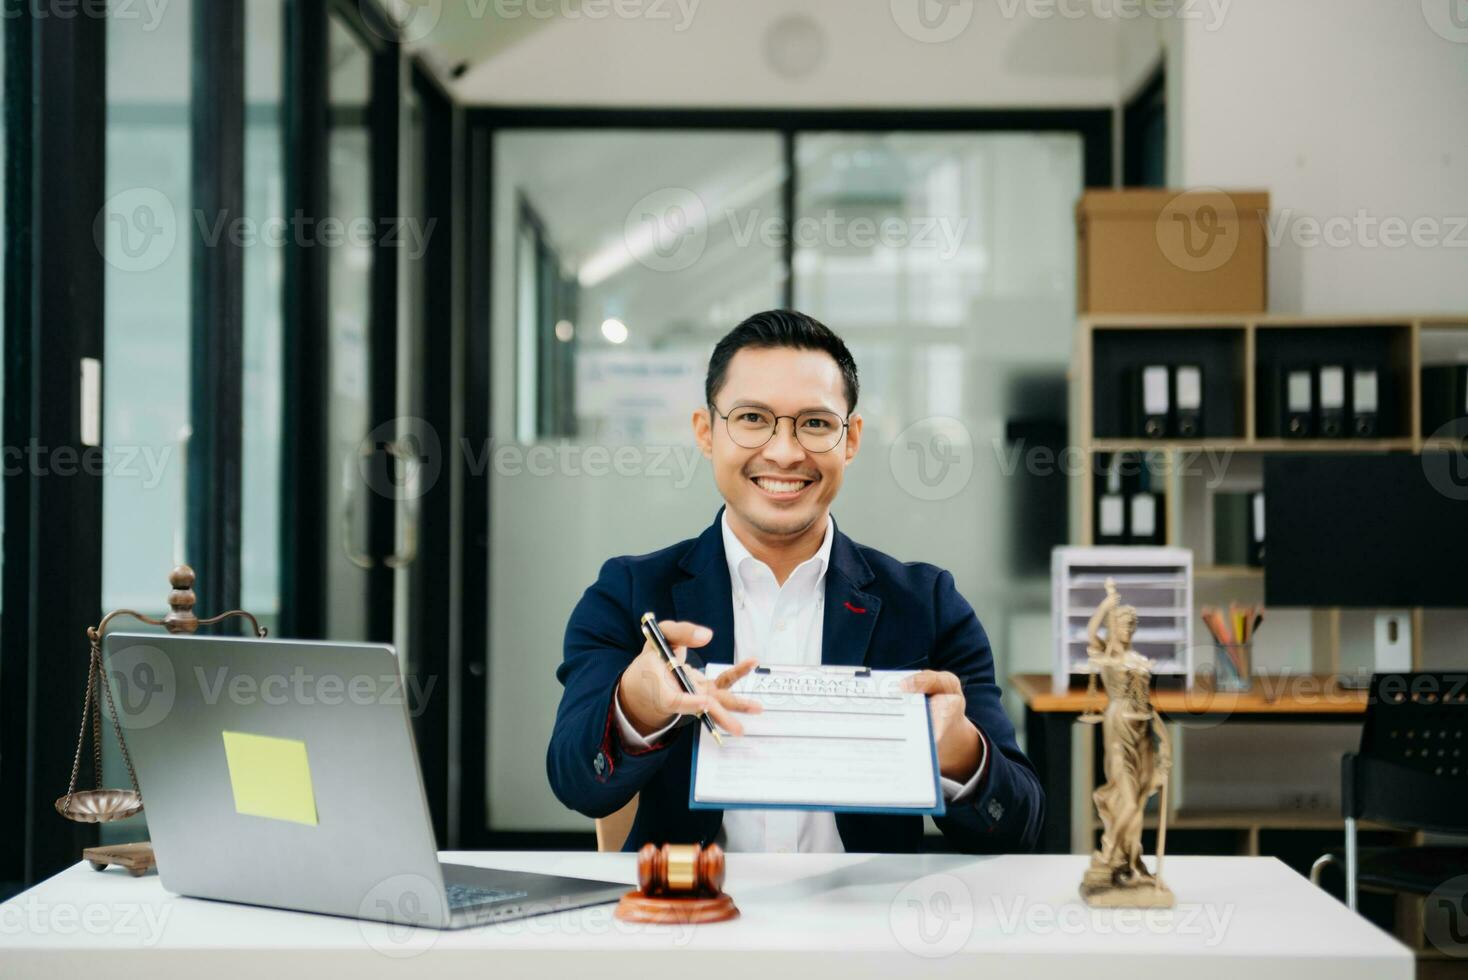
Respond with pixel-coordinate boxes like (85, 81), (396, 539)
(1069, 313), (1468, 677)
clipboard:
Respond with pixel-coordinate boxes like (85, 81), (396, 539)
(687, 665), (946, 817)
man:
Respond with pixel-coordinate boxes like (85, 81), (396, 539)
(547, 310), (1043, 853)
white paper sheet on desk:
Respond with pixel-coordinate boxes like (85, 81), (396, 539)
(689, 665), (944, 815)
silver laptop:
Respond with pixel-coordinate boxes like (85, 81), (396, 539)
(103, 632), (627, 929)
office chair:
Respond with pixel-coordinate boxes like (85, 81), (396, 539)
(1311, 672), (1468, 921)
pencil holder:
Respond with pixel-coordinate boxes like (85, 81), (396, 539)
(1212, 642), (1252, 692)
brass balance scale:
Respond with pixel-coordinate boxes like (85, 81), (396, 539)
(56, 564), (267, 875)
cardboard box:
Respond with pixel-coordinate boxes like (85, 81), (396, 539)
(1077, 189), (1270, 314)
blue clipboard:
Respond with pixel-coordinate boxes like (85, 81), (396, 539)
(687, 679), (947, 818)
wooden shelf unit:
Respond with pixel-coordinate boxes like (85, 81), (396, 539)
(1069, 313), (1468, 676)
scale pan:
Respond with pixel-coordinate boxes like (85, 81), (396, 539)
(56, 789), (143, 823)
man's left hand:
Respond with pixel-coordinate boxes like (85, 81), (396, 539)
(901, 669), (982, 783)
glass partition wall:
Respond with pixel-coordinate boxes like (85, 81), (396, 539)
(483, 121), (1088, 837)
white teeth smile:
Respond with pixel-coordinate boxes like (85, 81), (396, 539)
(754, 477), (811, 494)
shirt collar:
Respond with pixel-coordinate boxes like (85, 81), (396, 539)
(721, 509), (834, 598)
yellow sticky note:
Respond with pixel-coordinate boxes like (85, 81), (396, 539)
(221, 731), (319, 826)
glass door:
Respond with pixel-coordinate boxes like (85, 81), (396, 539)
(324, 13), (377, 642)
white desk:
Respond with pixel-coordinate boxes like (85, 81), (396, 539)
(0, 851), (1409, 979)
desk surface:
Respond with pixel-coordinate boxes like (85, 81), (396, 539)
(1011, 672), (1369, 715)
(0, 851), (1408, 979)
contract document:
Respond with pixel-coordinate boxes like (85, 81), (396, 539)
(689, 664), (944, 816)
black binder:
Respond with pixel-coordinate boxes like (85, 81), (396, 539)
(1095, 456), (1127, 546)
(1248, 490), (1266, 567)
(1318, 364), (1346, 438)
(1136, 365), (1170, 438)
(1351, 367), (1379, 437)
(1284, 367), (1314, 438)
(1174, 364), (1203, 438)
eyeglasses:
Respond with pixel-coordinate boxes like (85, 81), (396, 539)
(711, 404), (849, 453)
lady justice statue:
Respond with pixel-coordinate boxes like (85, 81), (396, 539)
(1078, 577), (1174, 908)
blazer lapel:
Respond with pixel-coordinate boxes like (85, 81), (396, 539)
(670, 512), (736, 667)
(821, 523), (881, 668)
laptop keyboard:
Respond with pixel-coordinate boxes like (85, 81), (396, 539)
(445, 883), (529, 910)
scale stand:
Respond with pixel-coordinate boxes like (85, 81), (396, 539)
(56, 564), (267, 875)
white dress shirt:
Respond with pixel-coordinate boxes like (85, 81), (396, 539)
(614, 511), (987, 853)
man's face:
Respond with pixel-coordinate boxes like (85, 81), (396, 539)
(693, 346), (862, 539)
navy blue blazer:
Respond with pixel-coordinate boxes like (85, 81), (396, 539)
(546, 509), (1044, 853)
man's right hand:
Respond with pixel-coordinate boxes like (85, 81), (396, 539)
(617, 621), (763, 737)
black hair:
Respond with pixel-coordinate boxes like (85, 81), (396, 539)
(704, 309), (859, 413)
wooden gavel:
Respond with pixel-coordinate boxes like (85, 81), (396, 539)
(636, 842), (726, 897)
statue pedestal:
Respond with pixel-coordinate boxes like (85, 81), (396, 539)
(1080, 869), (1175, 908)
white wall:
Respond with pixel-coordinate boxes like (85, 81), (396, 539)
(453, 0), (1130, 107)
(1173, 0), (1468, 313)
